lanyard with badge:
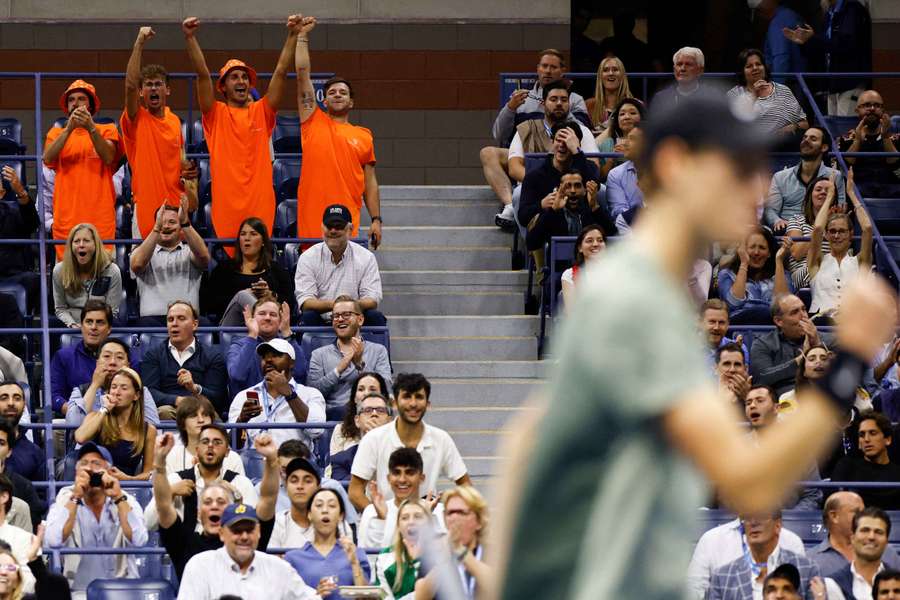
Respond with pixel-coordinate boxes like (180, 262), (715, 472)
(258, 384), (287, 423)
(457, 545), (482, 599)
(739, 523), (768, 579)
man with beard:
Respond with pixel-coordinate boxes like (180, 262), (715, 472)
(294, 15), (382, 248)
(745, 384), (822, 510)
(177, 501), (317, 600)
(839, 90), (900, 196)
(144, 423), (256, 533)
(182, 15), (299, 252)
(518, 122), (603, 253)
(50, 300), (112, 416)
(348, 373), (470, 511)
(122, 26), (197, 239)
(0, 383), (45, 485)
(229, 339), (325, 452)
(765, 127), (846, 232)
(295, 204), (385, 326)
(829, 507), (893, 599)
(65, 338), (160, 427)
(832, 411), (900, 510)
(707, 511), (821, 600)
(524, 169), (615, 254)
(307, 295), (392, 420)
(130, 197), (209, 325)
(154, 431), (280, 582)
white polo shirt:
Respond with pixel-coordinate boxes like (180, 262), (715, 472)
(350, 419), (468, 500)
(177, 547), (317, 600)
(229, 379), (326, 451)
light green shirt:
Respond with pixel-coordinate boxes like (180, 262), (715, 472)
(502, 242), (710, 600)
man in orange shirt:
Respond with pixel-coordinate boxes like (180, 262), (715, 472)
(183, 15), (299, 253)
(294, 15), (383, 249)
(43, 80), (122, 259)
(122, 26), (198, 239)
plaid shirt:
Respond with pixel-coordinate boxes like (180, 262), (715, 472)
(706, 548), (820, 600)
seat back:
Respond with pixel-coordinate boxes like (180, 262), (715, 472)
(272, 158), (302, 201)
(273, 199), (298, 237)
(0, 282), (27, 318)
(548, 236), (577, 317)
(822, 116), (858, 138)
(188, 119), (206, 153)
(0, 118), (23, 147)
(273, 114), (301, 153)
(197, 158), (212, 205)
(85, 578), (176, 600)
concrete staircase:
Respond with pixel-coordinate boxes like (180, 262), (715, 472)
(367, 186), (545, 491)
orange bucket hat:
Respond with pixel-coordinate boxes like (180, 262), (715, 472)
(216, 59), (257, 92)
(59, 79), (100, 115)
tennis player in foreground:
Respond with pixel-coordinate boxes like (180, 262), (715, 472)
(492, 92), (898, 599)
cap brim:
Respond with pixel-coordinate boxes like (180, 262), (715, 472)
(324, 218), (350, 227)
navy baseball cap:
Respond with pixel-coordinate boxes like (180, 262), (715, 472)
(640, 90), (773, 172)
(285, 457), (321, 484)
(76, 441), (113, 465)
(221, 503), (259, 528)
(323, 204), (352, 227)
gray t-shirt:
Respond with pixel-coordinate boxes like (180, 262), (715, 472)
(502, 243), (710, 600)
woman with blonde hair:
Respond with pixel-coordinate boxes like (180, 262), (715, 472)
(375, 499), (435, 599)
(585, 56), (633, 134)
(74, 367), (156, 480)
(51, 222), (122, 327)
(414, 485), (494, 600)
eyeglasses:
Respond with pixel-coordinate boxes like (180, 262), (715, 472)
(859, 102), (883, 109)
(446, 508), (474, 518)
(358, 406), (388, 416)
(198, 438), (227, 447)
(826, 228), (850, 236)
(332, 311), (360, 321)
(0, 564), (18, 574)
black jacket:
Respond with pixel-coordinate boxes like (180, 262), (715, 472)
(0, 199), (37, 276)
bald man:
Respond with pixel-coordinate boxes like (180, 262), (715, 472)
(809, 491), (900, 576)
(839, 90), (900, 196)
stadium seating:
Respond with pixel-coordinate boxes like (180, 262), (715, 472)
(822, 115), (859, 138)
(272, 158), (301, 201)
(273, 114), (301, 154)
(188, 119), (206, 154)
(273, 199), (297, 237)
(0, 117), (25, 155)
(86, 578), (176, 600)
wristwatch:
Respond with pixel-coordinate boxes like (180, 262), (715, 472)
(113, 495), (128, 505)
(371, 216), (383, 224)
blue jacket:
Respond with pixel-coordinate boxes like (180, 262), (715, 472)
(49, 341), (97, 414)
(707, 548), (820, 600)
(225, 335), (307, 396)
(6, 430), (47, 486)
(329, 445), (358, 483)
(139, 339), (229, 415)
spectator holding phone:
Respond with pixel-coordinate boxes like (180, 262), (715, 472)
(45, 442), (148, 593)
(130, 196), (209, 326)
(228, 339), (326, 453)
(52, 223), (123, 328)
(202, 217), (296, 325)
(307, 295), (392, 421)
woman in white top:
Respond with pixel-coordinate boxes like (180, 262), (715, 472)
(329, 371), (391, 456)
(167, 395), (244, 475)
(807, 168), (873, 323)
(561, 224), (606, 310)
(726, 48), (807, 138)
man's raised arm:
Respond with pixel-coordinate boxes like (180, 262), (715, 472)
(182, 17), (215, 113)
(125, 27), (154, 119)
(264, 15), (300, 109)
(294, 15), (318, 123)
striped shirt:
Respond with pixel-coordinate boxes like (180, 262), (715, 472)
(785, 214), (830, 289)
(727, 82), (806, 133)
(294, 241), (382, 320)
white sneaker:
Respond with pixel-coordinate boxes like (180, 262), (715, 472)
(494, 204), (516, 231)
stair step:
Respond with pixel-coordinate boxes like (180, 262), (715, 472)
(379, 185), (496, 202)
(372, 202), (501, 227)
(392, 336), (536, 361)
(459, 457), (504, 478)
(427, 407), (522, 430)
(387, 315), (538, 337)
(428, 378), (541, 407)
(380, 291), (522, 315)
(375, 226), (510, 247)
(377, 246), (511, 271)
(381, 270), (529, 293)
(392, 359), (546, 379)
(447, 431), (504, 456)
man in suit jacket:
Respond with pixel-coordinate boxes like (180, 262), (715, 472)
(707, 511), (821, 600)
(829, 507), (892, 599)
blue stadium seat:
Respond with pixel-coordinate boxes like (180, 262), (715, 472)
(823, 116), (858, 138)
(188, 119), (206, 154)
(278, 242), (300, 272)
(273, 199), (298, 237)
(299, 326), (391, 358)
(892, 115), (900, 134)
(201, 202), (217, 238)
(140, 332), (215, 349)
(219, 331), (246, 349)
(197, 158), (212, 205)
(524, 154), (546, 173)
(0, 282), (27, 321)
(272, 158), (301, 201)
(273, 114), (301, 154)
(115, 204), (133, 239)
(0, 117), (25, 156)
(86, 578), (176, 600)
(863, 198), (899, 220)
(770, 154), (798, 174)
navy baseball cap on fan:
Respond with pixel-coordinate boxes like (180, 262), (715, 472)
(323, 204), (352, 227)
(285, 457), (321, 485)
(640, 91), (773, 172)
(221, 503), (259, 528)
(76, 441), (113, 465)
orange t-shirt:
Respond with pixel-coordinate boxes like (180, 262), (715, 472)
(296, 107), (375, 239)
(44, 124), (123, 259)
(203, 99), (276, 252)
(120, 106), (185, 238)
